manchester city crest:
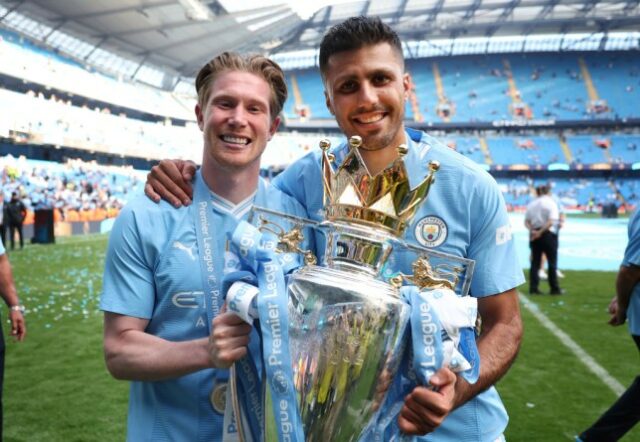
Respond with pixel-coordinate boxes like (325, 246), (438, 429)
(414, 216), (448, 248)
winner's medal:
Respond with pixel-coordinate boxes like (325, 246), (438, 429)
(210, 381), (227, 414)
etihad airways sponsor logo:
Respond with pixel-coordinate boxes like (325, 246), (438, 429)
(171, 291), (204, 308)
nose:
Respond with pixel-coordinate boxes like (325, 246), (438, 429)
(357, 81), (378, 107)
(228, 106), (248, 127)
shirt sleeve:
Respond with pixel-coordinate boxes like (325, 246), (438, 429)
(623, 210), (640, 268)
(467, 173), (525, 297)
(100, 203), (156, 319)
(272, 152), (322, 216)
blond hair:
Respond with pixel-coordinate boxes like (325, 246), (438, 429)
(195, 52), (287, 120)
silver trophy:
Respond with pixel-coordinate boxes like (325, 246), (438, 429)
(229, 136), (474, 442)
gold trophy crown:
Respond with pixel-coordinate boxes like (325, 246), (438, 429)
(320, 135), (439, 236)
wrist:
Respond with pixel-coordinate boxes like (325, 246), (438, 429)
(9, 305), (24, 313)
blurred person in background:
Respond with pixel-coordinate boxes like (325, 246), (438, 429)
(539, 182), (566, 280)
(578, 208), (640, 441)
(5, 192), (26, 251)
(525, 184), (564, 295)
(0, 194), (5, 247)
(0, 236), (26, 440)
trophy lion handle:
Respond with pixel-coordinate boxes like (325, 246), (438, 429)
(258, 215), (317, 266)
(389, 256), (457, 291)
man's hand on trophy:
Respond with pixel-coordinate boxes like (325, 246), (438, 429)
(208, 307), (253, 369)
(145, 159), (197, 207)
(397, 367), (457, 435)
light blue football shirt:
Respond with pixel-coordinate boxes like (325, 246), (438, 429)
(273, 128), (525, 442)
(0, 238), (4, 255)
(622, 209), (640, 336)
(100, 173), (307, 442)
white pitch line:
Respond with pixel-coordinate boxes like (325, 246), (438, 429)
(518, 293), (625, 396)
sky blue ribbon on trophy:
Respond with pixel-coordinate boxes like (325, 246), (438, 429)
(224, 220), (305, 442)
(405, 285), (444, 385)
(369, 284), (480, 440)
(221, 269), (263, 442)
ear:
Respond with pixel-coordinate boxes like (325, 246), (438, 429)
(195, 104), (204, 131)
(402, 73), (411, 101)
(324, 90), (335, 115)
(268, 116), (281, 140)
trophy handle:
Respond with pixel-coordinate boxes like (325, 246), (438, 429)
(257, 215), (317, 266)
(390, 255), (457, 291)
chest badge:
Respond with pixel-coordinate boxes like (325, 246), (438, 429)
(414, 216), (448, 248)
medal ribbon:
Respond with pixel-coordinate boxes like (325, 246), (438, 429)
(193, 171), (236, 439)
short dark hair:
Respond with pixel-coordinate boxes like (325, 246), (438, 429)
(195, 52), (287, 120)
(319, 16), (403, 78)
(536, 184), (549, 196)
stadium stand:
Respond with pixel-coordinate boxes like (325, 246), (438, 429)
(0, 2), (638, 228)
(0, 155), (144, 227)
(282, 52), (640, 123)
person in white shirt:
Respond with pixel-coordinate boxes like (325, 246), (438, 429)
(539, 185), (566, 280)
(525, 184), (564, 295)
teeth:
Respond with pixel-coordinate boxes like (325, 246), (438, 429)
(356, 114), (384, 124)
(222, 135), (249, 145)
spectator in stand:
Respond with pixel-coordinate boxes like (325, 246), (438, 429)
(6, 193), (26, 251)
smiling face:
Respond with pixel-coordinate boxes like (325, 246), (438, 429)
(323, 43), (410, 153)
(196, 70), (280, 173)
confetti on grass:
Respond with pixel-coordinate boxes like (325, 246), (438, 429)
(9, 235), (108, 330)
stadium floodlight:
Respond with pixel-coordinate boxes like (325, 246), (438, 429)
(178, 0), (210, 21)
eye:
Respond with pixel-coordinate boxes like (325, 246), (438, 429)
(338, 80), (357, 93)
(372, 73), (390, 85)
(216, 100), (232, 109)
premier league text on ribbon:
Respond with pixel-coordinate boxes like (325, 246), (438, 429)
(261, 263), (296, 439)
(199, 200), (219, 316)
(419, 298), (438, 382)
(263, 262), (284, 368)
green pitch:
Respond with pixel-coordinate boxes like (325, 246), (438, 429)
(3, 236), (639, 441)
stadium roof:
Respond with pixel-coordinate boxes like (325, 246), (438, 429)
(0, 0), (304, 82)
(287, 0), (640, 51)
(1, 0), (639, 89)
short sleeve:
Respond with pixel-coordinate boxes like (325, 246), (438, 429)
(100, 204), (156, 319)
(623, 210), (640, 268)
(467, 174), (525, 297)
(272, 151), (323, 216)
